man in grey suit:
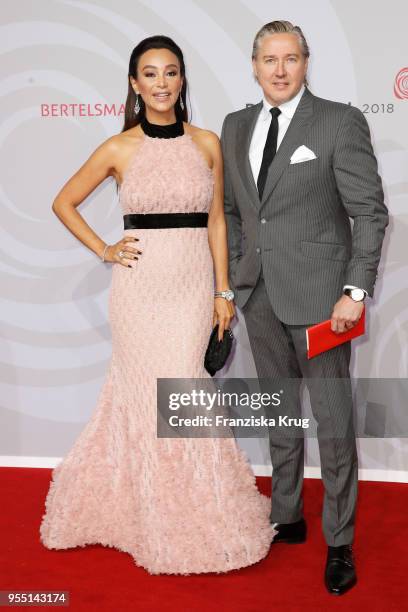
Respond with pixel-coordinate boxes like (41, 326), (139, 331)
(221, 21), (388, 595)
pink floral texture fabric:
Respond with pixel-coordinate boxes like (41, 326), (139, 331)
(40, 134), (275, 574)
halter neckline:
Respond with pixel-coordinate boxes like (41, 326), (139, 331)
(140, 116), (184, 139)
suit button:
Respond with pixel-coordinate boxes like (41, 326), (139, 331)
(260, 218), (266, 224)
(256, 247), (261, 254)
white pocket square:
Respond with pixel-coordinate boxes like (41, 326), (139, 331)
(290, 145), (317, 164)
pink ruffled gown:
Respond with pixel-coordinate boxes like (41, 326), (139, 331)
(39, 130), (275, 575)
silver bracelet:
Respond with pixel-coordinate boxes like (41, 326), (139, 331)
(101, 244), (109, 262)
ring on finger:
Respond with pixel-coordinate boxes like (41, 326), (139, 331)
(118, 250), (124, 258)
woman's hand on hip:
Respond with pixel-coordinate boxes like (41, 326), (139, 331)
(104, 236), (142, 266)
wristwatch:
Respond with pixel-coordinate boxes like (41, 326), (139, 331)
(214, 289), (235, 302)
(344, 287), (365, 302)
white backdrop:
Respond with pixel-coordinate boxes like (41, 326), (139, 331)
(1, 0), (407, 481)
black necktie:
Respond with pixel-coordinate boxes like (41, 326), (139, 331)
(257, 107), (281, 199)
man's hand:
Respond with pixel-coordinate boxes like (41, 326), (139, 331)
(330, 295), (364, 333)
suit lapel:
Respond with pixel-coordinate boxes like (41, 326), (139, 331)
(235, 102), (262, 211)
(260, 88), (315, 208)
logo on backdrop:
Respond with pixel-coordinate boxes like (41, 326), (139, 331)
(394, 67), (408, 100)
(41, 103), (125, 117)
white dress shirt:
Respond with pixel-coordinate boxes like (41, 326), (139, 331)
(249, 85), (305, 183)
(248, 84), (367, 297)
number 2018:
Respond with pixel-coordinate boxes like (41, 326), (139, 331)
(362, 103), (394, 113)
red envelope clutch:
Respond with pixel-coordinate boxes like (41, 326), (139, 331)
(306, 308), (365, 359)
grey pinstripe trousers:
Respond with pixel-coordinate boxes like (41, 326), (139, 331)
(242, 268), (358, 546)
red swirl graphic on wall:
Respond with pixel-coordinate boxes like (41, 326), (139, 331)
(394, 67), (408, 99)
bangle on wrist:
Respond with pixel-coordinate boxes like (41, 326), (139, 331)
(214, 289), (234, 302)
(101, 244), (109, 262)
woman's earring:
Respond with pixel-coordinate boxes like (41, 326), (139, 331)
(134, 93), (140, 114)
(179, 92), (184, 111)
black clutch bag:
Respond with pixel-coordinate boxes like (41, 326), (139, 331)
(204, 325), (234, 376)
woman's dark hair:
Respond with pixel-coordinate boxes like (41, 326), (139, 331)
(121, 35), (189, 133)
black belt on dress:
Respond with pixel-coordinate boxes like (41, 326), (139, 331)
(123, 212), (208, 229)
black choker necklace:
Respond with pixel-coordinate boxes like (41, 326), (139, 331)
(141, 116), (184, 139)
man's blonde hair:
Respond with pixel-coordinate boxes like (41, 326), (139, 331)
(252, 20), (310, 58)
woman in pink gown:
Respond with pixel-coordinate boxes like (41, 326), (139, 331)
(40, 35), (275, 575)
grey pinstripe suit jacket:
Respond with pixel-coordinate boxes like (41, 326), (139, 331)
(221, 87), (389, 325)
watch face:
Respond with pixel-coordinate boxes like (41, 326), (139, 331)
(225, 290), (234, 301)
(351, 288), (365, 301)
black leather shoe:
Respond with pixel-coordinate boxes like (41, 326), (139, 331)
(324, 544), (357, 595)
(271, 518), (307, 543)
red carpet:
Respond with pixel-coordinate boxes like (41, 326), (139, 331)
(0, 467), (406, 611)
